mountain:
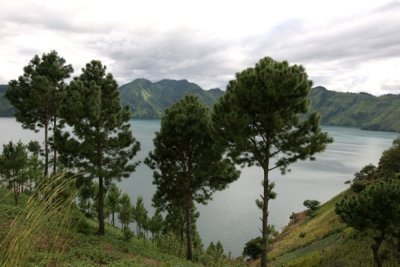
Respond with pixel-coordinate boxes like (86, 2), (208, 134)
(119, 78), (224, 119)
(1, 81), (400, 132)
(310, 87), (400, 132)
(0, 85), (14, 117)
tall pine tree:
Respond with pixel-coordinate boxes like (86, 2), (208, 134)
(145, 95), (239, 261)
(211, 57), (332, 267)
(6, 51), (73, 176)
(57, 60), (140, 235)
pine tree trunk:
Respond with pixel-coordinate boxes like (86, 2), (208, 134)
(371, 232), (385, 267)
(53, 116), (57, 175)
(44, 123), (49, 177)
(13, 180), (18, 206)
(111, 209), (115, 226)
(185, 197), (193, 261)
(261, 146), (270, 267)
(98, 176), (105, 235)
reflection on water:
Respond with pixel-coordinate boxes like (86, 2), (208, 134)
(0, 118), (398, 256)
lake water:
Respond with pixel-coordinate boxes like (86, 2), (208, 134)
(0, 118), (398, 256)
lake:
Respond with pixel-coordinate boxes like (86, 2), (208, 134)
(0, 118), (398, 256)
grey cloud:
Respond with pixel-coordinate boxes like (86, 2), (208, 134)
(381, 83), (400, 93)
(85, 30), (237, 89)
(1, 4), (114, 34)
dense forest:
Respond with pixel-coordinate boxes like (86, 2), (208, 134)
(0, 51), (399, 267)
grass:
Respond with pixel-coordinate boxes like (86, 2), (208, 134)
(0, 180), (244, 267)
(261, 189), (400, 267)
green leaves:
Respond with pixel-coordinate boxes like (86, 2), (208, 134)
(212, 57), (332, 171)
(57, 60), (140, 235)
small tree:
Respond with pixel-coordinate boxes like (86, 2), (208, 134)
(57, 60), (140, 235)
(243, 237), (262, 260)
(148, 209), (164, 241)
(303, 199), (320, 216)
(211, 57), (332, 267)
(132, 196), (148, 238)
(106, 183), (121, 226)
(146, 95), (239, 261)
(0, 141), (28, 205)
(119, 193), (133, 239)
(6, 51), (73, 176)
(336, 180), (400, 267)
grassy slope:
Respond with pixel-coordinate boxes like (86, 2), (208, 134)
(0, 188), (242, 267)
(258, 190), (400, 267)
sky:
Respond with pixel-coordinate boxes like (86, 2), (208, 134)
(0, 0), (399, 95)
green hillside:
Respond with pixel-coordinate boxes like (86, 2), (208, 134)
(0, 187), (243, 267)
(118, 79), (224, 119)
(1, 81), (400, 132)
(255, 190), (400, 267)
(310, 87), (400, 132)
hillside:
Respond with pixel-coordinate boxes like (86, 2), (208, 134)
(310, 87), (400, 132)
(258, 190), (400, 267)
(0, 187), (243, 267)
(1, 81), (400, 132)
(119, 79), (224, 119)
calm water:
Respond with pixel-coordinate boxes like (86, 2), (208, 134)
(0, 118), (398, 256)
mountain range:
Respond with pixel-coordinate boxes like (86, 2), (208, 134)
(0, 80), (399, 132)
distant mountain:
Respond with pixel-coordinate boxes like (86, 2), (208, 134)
(310, 86), (400, 132)
(1, 81), (400, 132)
(119, 79), (224, 119)
(0, 85), (14, 117)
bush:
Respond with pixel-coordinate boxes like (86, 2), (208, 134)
(303, 199), (320, 216)
(242, 237), (262, 260)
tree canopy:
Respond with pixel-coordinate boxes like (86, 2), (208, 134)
(211, 57), (332, 267)
(146, 95), (239, 261)
(6, 51), (73, 176)
(56, 60), (140, 235)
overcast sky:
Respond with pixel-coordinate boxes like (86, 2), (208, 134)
(0, 0), (399, 95)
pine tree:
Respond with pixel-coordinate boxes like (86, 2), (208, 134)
(106, 183), (121, 226)
(336, 180), (400, 267)
(6, 51), (73, 176)
(132, 196), (148, 238)
(119, 193), (133, 234)
(0, 141), (28, 205)
(145, 95), (239, 261)
(148, 209), (164, 241)
(211, 57), (332, 267)
(57, 60), (140, 235)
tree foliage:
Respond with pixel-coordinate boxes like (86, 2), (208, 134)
(146, 95), (239, 261)
(56, 60), (140, 235)
(106, 183), (121, 226)
(132, 196), (148, 238)
(211, 57), (332, 267)
(336, 180), (400, 267)
(303, 199), (320, 216)
(119, 193), (133, 240)
(6, 51), (73, 176)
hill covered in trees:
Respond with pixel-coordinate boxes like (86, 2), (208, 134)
(310, 87), (400, 132)
(119, 78), (224, 118)
(1, 81), (400, 132)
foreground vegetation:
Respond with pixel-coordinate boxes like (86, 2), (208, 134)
(0, 185), (244, 267)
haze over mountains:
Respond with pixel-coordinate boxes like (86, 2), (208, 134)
(1, 80), (399, 132)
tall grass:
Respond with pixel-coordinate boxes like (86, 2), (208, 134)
(0, 173), (78, 267)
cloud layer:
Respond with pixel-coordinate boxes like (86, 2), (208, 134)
(0, 0), (399, 94)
